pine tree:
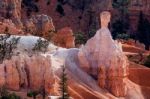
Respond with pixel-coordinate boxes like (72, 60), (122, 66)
(111, 0), (130, 39)
(27, 90), (39, 99)
(56, 3), (65, 16)
(0, 34), (20, 63)
(59, 65), (69, 99)
(137, 11), (150, 50)
(32, 38), (49, 53)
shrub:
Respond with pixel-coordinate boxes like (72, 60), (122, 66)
(27, 90), (39, 99)
(0, 34), (20, 63)
(7, 93), (21, 99)
(143, 55), (150, 68)
(32, 38), (49, 53)
(116, 33), (130, 40)
(74, 32), (87, 46)
(56, 4), (65, 16)
(0, 86), (20, 99)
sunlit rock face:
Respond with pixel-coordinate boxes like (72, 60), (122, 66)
(0, 54), (54, 93)
(52, 27), (75, 48)
(78, 11), (129, 97)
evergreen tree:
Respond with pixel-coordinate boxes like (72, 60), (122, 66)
(27, 90), (39, 99)
(59, 65), (69, 99)
(0, 34), (20, 63)
(137, 11), (150, 50)
(56, 3), (65, 16)
(111, 0), (130, 39)
(32, 38), (49, 53)
(0, 86), (21, 99)
(74, 32), (87, 46)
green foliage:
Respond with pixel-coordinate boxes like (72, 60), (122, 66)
(56, 4), (65, 16)
(116, 33), (130, 40)
(74, 32), (87, 45)
(88, 28), (96, 38)
(32, 38), (49, 53)
(27, 87), (46, 99)
(111, 0), (130, 39)
(144, 55), (150, 68)
(7, 93), (21, 99)
(0, 86), (21, 99)
(27, 90), (39, 99)
(0, 34), (20, 63)
(59, 65), (69, 99)
(137, 11), (150, 50)
(112, 0), (130, 14)
(0, 86), (9, 98)
(111, 19), (129, 39)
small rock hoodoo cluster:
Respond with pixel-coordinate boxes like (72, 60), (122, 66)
(0, 54), (54, 93)
(78, 11), (129, 97)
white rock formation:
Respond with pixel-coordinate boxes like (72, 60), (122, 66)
(0, 34), (58, 53)
(78, 11), (129, 97)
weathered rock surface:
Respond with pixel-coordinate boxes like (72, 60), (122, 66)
(0, 19), (23, 34)
(52, 27), (75, 48)
(0, 0), (23, 28)
(24, 14), (55, 37)
(78, 11), (129, 97)
(0, 54), (54, 93)
(0, 0), (150, 35)
(20, 0), (150, 34)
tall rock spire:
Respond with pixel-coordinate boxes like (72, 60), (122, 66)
(78, 11), (129, 97)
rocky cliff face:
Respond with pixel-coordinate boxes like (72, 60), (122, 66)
(0, 54), (54, 93)
(0, 0), (149, 35)
(0, 0), (23, 28)
(129, 0), (150, 32)
(24, 14), (55, 36)
(20, 0), (112, 34)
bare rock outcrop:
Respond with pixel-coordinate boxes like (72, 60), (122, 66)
(0, 54), (54, 93)
(24, 14), (55, 37)
(0, 0), (23, 28)
(78, 11), (129, 97)
(0, 19), (23, 34)
(52, 27), (75, 48)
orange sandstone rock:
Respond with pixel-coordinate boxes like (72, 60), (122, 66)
(52, 27), (75, 48)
